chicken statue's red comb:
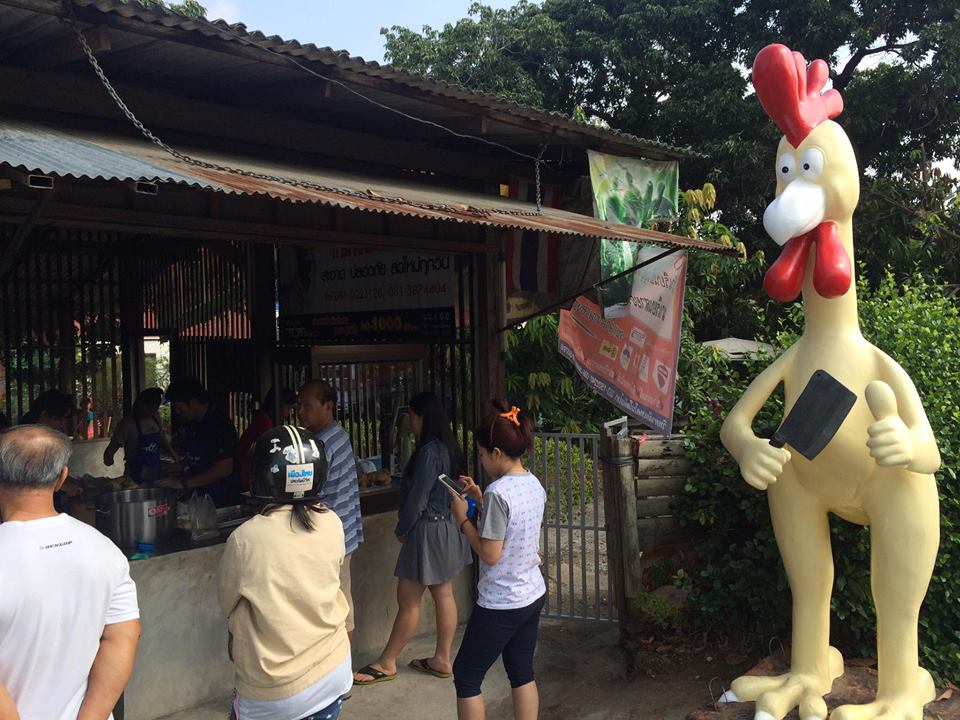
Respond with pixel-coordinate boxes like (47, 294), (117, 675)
(752, 44), (843, 148)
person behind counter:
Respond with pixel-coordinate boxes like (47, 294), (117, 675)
(297, 380), (363, 642)
(21, 390), (80, 508)
(448, 401), (546, 720)
(218, 425), (352, 720)
(0, 425), (141, 720)
(20, 389), (75, 435)
(103, 388), (179, 485)
(237, 387), (296, 492)
(158, 378), (239, 507)
(353, 391), (472, 686)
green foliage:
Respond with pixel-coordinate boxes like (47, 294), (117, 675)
(382, 1), (563, 107)
(534, 435), (597, 521)
(855, 154), (960, 284)
(674, 273), (960, 683)
(505, 314), (617, 432)
(123, 0), (206, 18)
(631, 589), (682, 634)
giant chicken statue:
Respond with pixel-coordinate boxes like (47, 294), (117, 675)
(719, 44), (941, 720)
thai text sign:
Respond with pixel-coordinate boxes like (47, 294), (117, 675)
(278, 246), (456, 343)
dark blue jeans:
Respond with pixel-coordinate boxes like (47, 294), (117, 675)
(453, 594), (546, 698)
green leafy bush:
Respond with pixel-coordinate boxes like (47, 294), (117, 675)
(675, 272), (960, 682)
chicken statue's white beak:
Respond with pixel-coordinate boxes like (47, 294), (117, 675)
(763, 179), (826, 247)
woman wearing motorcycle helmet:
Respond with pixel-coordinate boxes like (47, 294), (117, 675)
(219, 425), (351, 720)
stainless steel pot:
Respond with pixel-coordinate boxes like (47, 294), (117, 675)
(95, 488), (178, 549)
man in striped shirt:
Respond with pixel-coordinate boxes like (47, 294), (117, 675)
(297, 380), (364, 640)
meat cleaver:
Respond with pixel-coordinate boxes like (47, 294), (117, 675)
(770, 369), (857, 460)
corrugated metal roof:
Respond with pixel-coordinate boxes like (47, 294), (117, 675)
(0, 118), (208, 186)
(48, 0), (699, 160)
(0, 117), (735, 255)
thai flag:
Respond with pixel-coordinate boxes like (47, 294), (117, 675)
(504, 178), (560, 295)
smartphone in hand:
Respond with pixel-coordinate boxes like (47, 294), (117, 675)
(437, 473), (465, 495)
(438, 473), (476, 519)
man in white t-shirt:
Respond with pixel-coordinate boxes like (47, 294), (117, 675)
(0, 425), (141, 720)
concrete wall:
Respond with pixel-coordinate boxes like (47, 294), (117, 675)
(126, 545), (231, 720)
(125, 512), (475, 720)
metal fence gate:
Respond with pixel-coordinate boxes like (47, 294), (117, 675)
(532, 432), (616, 622)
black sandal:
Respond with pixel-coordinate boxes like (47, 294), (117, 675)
(353, 664), (397, 686)
(408, 658), (453, 679)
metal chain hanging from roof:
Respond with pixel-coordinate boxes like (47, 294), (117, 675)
(62, 1), (547, 217)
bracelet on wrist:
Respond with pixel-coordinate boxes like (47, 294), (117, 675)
(459, 517), (470, 534)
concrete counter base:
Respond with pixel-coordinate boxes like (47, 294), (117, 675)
(126, 512), (475, 720)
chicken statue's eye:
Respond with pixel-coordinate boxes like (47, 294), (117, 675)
(776, 153), (796, 181)
(799, 148), (825, 179)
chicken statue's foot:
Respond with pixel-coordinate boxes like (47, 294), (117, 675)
(723, 646), (843, 720)
(831, 667), (935, 720)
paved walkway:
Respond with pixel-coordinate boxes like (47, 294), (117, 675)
(158, 620), (706, 720)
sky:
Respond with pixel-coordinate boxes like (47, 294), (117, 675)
(201, 0), (522, 63)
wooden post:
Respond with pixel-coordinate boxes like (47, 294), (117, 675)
(118, 245), (146, 414)
(474, 226), (506, 413)
(247, 241), (277, 404)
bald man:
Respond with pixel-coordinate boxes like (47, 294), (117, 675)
(297, 381), (364, 640)
(0, 425), (141, 720)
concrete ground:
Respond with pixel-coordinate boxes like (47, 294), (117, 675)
(158, 619), (708, 720)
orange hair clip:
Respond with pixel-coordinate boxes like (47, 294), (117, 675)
(500, 406), (521, 426)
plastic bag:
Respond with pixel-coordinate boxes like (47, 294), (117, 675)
(187, 491), (219, 541)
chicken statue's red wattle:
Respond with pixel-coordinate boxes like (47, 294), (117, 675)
(763, 222), (851, 301)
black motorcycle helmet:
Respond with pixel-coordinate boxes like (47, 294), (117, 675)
(250, 425), (327, 502)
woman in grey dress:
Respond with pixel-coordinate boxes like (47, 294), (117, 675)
(353, 392), (472, 686)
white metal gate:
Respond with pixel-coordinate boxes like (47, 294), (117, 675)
(532, 433), (616, 622)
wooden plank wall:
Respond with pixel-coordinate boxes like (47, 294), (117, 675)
(634, 434), (699, 554)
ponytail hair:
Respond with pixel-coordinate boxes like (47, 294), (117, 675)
(476, 399), (534, 459)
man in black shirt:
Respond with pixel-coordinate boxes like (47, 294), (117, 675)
(160, 378), (239, 507)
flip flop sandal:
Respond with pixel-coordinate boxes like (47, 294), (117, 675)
(353, 664), (397, 686)
(408, 658), (453, 679)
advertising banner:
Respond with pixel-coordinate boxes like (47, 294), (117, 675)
(277, 246), (456, 344)
(558, 267), (686, 434)
(587, 150), (679, 315)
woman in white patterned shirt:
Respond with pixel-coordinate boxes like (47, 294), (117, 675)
(449, 400), (546, 720)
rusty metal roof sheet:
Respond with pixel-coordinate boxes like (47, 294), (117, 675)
(0, 117), (735, 255)
(7, 0), (700, 160)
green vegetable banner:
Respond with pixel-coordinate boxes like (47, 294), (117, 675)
(587, 151), (679, 313)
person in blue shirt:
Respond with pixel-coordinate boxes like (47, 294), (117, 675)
(297, 380), (364, 641)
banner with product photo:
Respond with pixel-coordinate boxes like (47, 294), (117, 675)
(557, 152), (685, 434)
(587, 150), (680, 316)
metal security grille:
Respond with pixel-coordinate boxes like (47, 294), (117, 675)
(140, 240), (255, 428)
(284, 255), (477, 475)
(315, 359), (421, 465)
(0, 225), (122, 434)
(534, 433), (615, 622)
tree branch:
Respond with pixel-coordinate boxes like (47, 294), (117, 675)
(833, 41), (919, 91)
